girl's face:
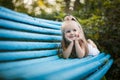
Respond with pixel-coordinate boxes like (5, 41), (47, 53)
(62, 16), (83, 42)
(64, 27), (80, 42)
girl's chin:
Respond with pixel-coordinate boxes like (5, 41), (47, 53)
(66, 39), (75, 42)
(65, 38), (75, 42)
(71, 38), (76, 40)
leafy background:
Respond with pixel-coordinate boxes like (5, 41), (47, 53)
(0, 0), (120, 79)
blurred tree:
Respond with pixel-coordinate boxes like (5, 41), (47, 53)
(100, 0), (120, 59)
(64, 0), (70, 14)
(0, 0), (15, 9)
(74, 0), (81, 11)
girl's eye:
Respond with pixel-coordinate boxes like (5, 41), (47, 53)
(71, 18), (75, 21)
(73, 29), (76, 32)
(66, 30), (70, 33)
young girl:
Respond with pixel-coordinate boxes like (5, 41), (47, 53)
(60, 15), (100, 59)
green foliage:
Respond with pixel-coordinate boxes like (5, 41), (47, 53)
(73, 0), (120, 60)
(78, 15), (103, 40)
(37, 11), (66, 21)
(101, 76), (107, 80)
(100, 0), (120, 60)
(0, 0), (14, 9)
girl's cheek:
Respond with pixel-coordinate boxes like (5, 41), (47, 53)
(66, 36), (71, 40)
(76, 34), (79, 37)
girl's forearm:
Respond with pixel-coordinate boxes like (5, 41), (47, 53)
(63, 42), (74, 58)
(75, 40), (85, 58)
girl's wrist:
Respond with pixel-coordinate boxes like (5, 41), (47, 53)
(75, 39), (79, 43)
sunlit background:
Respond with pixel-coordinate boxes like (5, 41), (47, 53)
(0, 0), (120, 79)
(13, 0), (84, 15)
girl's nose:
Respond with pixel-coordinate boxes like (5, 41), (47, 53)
(70, 31), (74, 35)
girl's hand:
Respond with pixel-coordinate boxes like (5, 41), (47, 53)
(75, 34), (84, 46)
(75, 34), (82, 40)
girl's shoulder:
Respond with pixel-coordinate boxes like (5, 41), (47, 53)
(87, 39), (93, 43)
(87, 39), (97, 48)
(87, 39), (100, 56)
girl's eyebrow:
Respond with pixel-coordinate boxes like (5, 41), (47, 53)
(65, 30), (70, 31)
(65, 29), (71, 32)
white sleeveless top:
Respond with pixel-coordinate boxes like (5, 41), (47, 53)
(87, 43), (100, 56)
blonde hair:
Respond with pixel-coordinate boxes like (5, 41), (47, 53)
(61, 15), (89, 56)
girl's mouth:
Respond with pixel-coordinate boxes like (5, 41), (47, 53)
(69, 36), (75, 38)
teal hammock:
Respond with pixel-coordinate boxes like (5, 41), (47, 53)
(0, 6), (113, 80)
